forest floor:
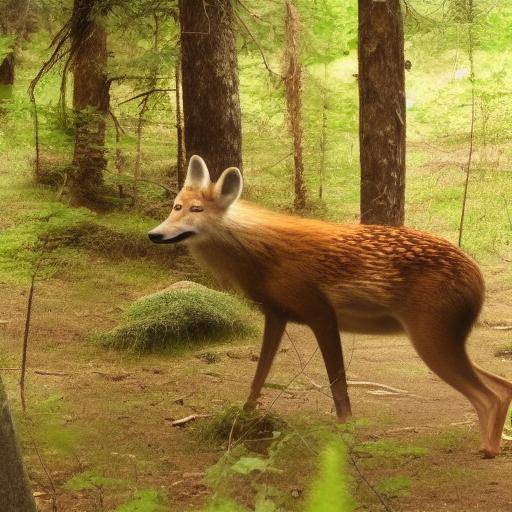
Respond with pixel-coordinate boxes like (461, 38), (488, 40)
(1, 178), (512, 512)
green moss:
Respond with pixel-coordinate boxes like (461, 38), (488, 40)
(96, 283), (258, 353)
(375, 475), (411, 498)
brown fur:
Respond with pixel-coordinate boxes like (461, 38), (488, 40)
(150, 163), (512, 458)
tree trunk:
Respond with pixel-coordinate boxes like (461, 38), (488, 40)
(0, 53), (15, 99)
(284, 0), (307, 211)
(179, 0), (242, 181)
(69, 0), (109, 206)
(358, 0), (405, 226)
(0, 377), (37, 512)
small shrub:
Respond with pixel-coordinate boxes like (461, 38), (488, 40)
(96, 283), (258, 352)
(199, 405), (286, 447)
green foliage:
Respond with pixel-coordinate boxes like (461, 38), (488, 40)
(30, 393), (82, 456)
(199, 432), (355, 512)
(95, 283), (257, 352)
(303, 441), (355, 512)
(354, 439), (427, 469)
(64, 470), (125, 491)
(0, 34), (14, 58)
(375, 475), (412, 498)
(113, 490), (168, 512)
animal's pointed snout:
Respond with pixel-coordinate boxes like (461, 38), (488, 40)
(148, 232), (164, 243)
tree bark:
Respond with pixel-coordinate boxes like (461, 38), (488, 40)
(179, 0), (242, 181)
(284, 0), (307, 211)
(69, 0), (109, 206)
(0, 377), (37, 512)
(358, 0), (405, 226)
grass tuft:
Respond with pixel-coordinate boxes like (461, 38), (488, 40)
(198, 405), (286, 447)
(96, 282), (258, 353)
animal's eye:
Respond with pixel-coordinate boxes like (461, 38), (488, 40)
(190, 205), (204, 213)
(173, 204), (182, 211)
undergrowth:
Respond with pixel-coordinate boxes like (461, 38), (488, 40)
(198, 429), (355, 512)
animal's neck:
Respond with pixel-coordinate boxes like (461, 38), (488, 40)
(189, 202), (279, 295)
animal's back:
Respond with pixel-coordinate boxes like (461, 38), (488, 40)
(215, 203), (485, 333)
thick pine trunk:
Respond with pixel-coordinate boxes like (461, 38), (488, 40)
(0, 378), (37, 512)
(70, 0), (109, 206)
(358, 0), (405, 226)
(284, 0), (307, 211)
(179, 0), (242, 181)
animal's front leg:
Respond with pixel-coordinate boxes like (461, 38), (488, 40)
(244, 311), (286, 410)
(310, 311), (352, 422)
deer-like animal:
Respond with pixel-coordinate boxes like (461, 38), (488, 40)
(149, 155), (512, 457)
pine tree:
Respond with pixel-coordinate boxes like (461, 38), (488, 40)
(179, 0), (242, 180)
(358, 0), (406, 226)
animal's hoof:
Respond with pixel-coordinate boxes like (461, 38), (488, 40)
(479, 446), (499, 459)
(243, 400), (258, 412)
(336, 412), (353, 424)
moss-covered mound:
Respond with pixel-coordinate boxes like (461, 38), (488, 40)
(97, 282), (257, 352)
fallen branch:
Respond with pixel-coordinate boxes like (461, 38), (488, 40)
(302, 375), (408, 395)
(34, 370), (70, 377)
(169, 414), (212, 427)
(348, 380), (408, 394)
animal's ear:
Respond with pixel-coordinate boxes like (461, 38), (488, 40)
(214, 167), (243, 208)
(184, 155), (210, 189)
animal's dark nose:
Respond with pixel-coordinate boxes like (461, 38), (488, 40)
(148, 232), (163, 243)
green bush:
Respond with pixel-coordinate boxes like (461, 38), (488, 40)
(96, 282), (257, 352)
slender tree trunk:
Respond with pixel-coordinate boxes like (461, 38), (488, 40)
(175, 52), (185, 188)
(69, 0), (109, 206)
(284, 0), (307, 210)
(179, 0), (242, 180)
(0, 377), (37, 512)
(358, 0), (405, 226)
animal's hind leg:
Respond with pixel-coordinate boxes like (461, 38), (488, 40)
(406, 322), (503, 457)
(473, 365), (512, 435)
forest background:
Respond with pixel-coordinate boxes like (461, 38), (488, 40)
(0, 0), (511, 511)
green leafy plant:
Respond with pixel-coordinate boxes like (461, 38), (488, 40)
(113, 490), (168, 512)
(303, 440), (355, 512)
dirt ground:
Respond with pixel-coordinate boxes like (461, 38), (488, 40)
(1, 258), (511, 512)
